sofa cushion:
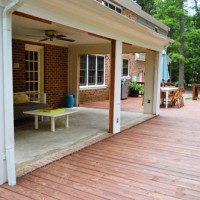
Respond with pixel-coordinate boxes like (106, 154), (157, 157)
(14, 93), (30, 104)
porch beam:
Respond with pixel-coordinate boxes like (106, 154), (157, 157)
(109, 40), (122, 133)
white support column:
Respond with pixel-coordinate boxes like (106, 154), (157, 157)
(2, 7), (16, 186)
(153, 51), (162, 115)
(109, 40), (122, 134)
(0, 6), (7, 186)
(68, 48), (79, 106)
(143, 49), (156, 114)
(0, 0), (22, 186)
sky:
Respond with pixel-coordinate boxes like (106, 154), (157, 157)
(186, 0), (199, 15)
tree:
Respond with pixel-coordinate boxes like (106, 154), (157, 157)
(135, 0), (155, 14)
(184, 1), (200, 83)
(193, 0), (200, 28)
(152, 0), (185, 85)
(179, 0), (185, 88)
(136, 0), (200, 86)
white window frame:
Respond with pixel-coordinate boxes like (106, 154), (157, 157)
(122, 59), (130, 78)
(80, 54), (107, 90)
(25, 44), (44, 101)
(101, 0), (122, 14)
(135, 53), (146, 61)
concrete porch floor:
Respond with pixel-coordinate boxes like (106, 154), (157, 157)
(15, 97), (153, 176)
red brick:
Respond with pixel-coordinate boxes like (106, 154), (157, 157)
(12, 39), (68, 108)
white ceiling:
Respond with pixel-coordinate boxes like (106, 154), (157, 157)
(12, 15), (109, 47)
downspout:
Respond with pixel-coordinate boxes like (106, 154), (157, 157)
(2, 0), (23, 186)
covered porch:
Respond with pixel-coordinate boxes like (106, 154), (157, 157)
(15, 96), (153, 176)
(0, 0), (171, 185)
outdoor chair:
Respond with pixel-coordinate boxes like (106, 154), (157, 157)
(170, 88), (184, 108)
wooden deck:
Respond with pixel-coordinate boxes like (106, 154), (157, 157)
(1, 99), (200, 200)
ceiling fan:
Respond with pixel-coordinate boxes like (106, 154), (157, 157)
(27, 30), (75, 42)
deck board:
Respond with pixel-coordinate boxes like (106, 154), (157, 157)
(2, 99), (200, 199)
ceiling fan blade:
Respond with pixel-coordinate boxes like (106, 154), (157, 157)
(57, 37), (75, 42)
(56, 35), (66, 38)
(40, 37), (49, 41)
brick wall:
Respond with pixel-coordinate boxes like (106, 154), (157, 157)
(79, 53), (145, 104)
(122, 53), (145, 81)
(12, 39), (68, 108)
(122, 7), (137, 21)
(44, 45), (68, 107)
(12, 40), (26, 92)
(79, 55), (110, 104)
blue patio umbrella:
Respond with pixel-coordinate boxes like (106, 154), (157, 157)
(160, 49), (169, 85)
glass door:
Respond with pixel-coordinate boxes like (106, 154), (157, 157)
(25, 45), (44, 102)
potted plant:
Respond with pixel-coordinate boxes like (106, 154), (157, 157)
(129, 82), (144, 97)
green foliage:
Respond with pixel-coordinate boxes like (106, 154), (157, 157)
(135, 0), (155, 14)
(129, 82), (144, 92)
(136, 0), (200, 85)
(184, 28), (200, 83)
(136, 0), (200, 84)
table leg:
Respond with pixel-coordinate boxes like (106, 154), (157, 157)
(35, 115), (39, 129)
(51, 117), (55, 132)
(65, 115), (68, 128)
(166, 91), (169, 109)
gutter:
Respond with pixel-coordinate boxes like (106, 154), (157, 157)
(2, 0), (23, 186)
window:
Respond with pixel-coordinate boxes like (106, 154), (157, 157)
(80, 55), (105, 87)
(122, 59), (129, 76)
(102, 0), (122, 14)
(155, 26), (159, 33)
(135, 53), (146, 61)
(25, 45), (44, 101)
(88, 55), (96, 85)
(25, 50), (39, 101)
(80, 55), (87, 86)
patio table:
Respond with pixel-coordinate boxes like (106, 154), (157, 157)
(23, 108), (78, 132)
(160, 87), (179, 108)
